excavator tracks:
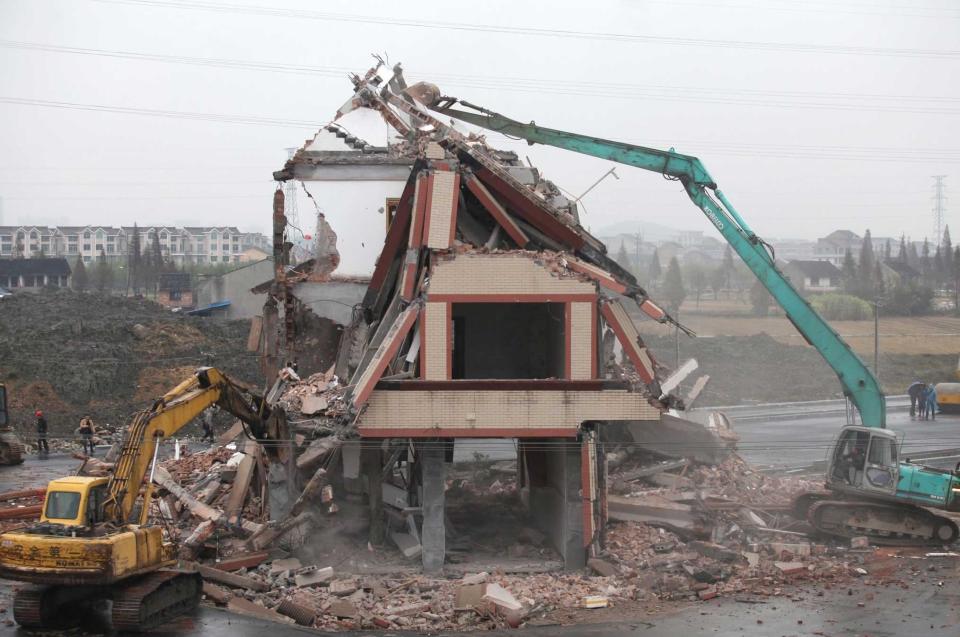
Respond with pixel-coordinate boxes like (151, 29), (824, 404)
(0, 430), (24, 465)
(12, 585), (81, 630)
(807, 499), (959, 546)
(112, 570), (202, 632)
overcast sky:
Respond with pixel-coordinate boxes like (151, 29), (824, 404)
(1, 0), (958, 245)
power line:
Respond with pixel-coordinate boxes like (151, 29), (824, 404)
(0, 96), (320, 129)
(4, 39), (960, 116)
(89, 0), (960, 59)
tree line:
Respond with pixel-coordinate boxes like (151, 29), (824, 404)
(615, 228), (958, 317)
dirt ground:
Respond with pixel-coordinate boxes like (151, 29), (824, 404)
(0, 289), (261, 437)
(630, 300), (958, 405)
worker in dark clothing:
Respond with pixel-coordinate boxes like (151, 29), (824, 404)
(200, 409), (215, 443)
(78, 416), (96, 456)
(35, 410), (49, 455)
(908, 381), (925, 418)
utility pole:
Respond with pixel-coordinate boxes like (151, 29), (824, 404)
(932, 175), (947, 246)
(284, 148), (301, 235)
(633, 230), (642, 276)
(674, 309), (681, 369)
(873, 298), (883, 383)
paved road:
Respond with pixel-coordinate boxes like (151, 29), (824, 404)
(711, 396), (960, 470)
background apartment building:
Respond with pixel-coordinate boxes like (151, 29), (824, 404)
(0, 225), (269, 265)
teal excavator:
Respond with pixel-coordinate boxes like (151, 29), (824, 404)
(413, 92), (960, 544)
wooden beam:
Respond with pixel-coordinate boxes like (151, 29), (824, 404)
(463, 173), (530, 247)
(472, 164), (583, 249)
(224, 440), (260, 523)
(187, 562), (271, 592)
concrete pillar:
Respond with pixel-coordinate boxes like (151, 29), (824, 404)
(561, 442), (586, 569)
(527, 438), (585, 570)
(362, 444), (385, 545)
(420, 444), (446, 573)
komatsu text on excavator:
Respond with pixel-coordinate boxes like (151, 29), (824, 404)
(0, 368), (285, 631)
(342, 61), (960, 545)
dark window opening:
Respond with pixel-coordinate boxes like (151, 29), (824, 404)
(451, 303), (565, 379)
(45, 491), (81, 520)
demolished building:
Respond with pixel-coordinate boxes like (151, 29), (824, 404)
(263, 62), (718, 573)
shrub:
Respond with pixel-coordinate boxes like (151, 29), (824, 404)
(810, 293), (872, 321)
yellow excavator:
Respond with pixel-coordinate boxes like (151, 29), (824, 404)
(0, 368), (285, 631)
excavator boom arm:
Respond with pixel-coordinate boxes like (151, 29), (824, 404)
(104, 368), (270, 524)
(434, 102), (885, 427)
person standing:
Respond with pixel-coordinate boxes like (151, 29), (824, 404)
(908, 381), (925, 418)
(35, 410), (49, 455)
(200, 409), (215, 443)
(78, 415), (96, 456)
(926, 384), (938, 421)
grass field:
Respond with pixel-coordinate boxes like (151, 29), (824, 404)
(634, 299), (960, 356)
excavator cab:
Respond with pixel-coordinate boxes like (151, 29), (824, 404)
(39, 477), (110, 527)
(826, 426), (899, 497)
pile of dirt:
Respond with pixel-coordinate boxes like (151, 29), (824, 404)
(645, 332), (955, 405)
(0, 289), (261, 434)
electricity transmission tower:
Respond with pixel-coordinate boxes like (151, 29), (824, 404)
(933, 175), (947, 245)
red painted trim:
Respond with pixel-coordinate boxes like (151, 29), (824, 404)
(566, 259), (627, 294)
(473, 165), (584, 249)
(357, 427), (579, 438)
(429, 293), (597, 303)
(590, 302), (598, 379)
(639, 299), (666, 321)
(445, 302), (453, 380)
(581, 442), (593, 547)
(564, 301), (572, 380)
(418, 311), (426, 380)
(448, 172), (461, 246)
(409, 174), (427, 248)
(420, 173), (434, 247)
(400, 259), (417, 301)
(368, 172), (416, 292)
(463, 173), (530, 247)
(600, 302), (655, 384)
(374, 379), (626, 391)
(352, 307), (420, 407)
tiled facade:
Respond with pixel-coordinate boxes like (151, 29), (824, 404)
(428, 253), (596, 298)
(358, 386), (662, 436)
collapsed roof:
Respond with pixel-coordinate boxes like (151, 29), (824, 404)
(274, 61), (697, 417)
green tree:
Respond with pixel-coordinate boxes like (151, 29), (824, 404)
(943, 226), (953, 291)
(721, 244), (734, 290)
(662, 257), (686, 313)
(709, 266), (725, 301)
(857, 229), (875, 298)
(615, 240), (631, 273)
(953, 245), (960, 313)
(883, 238), (891, 261)
(72, 255), (88, 291)
(128, 223), (142, 294)
(648, 248), (662, 285)
(151, 231), (165, 273)
(841, 248), (857, 293)
(921, 238), (931, 284)
(750, 279), (772, 316)
(898, 235), (908, 262)
(94, 248), (112, 291)
(685, 264), (708, 308)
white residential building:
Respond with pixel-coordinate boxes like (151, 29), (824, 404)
(0, 225), (269, 265)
